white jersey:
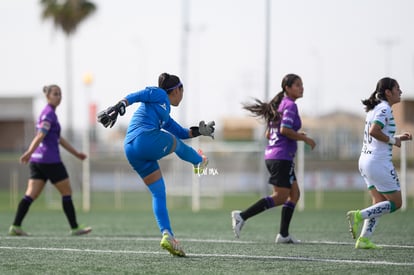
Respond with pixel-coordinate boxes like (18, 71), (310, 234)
(359, 100), (400, 193)
(360, 100), (395, 161)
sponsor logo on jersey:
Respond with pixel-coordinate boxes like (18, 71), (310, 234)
(159, 103), (167, 110)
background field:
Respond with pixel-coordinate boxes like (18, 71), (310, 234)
(1, 191), (413, 274)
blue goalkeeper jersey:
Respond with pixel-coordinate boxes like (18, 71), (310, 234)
(124, 87), (190, 144)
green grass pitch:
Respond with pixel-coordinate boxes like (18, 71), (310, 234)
(1, 191), (413, 274)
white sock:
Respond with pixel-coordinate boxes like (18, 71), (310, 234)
(360, 217), (379, 238)
(360, 201), (391, 219)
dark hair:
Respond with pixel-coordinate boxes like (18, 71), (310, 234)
(361, 77), (398, 112)
(43, 84), (60, 97)
(242, 74), (301, 125)
(158, 73), (182, 94)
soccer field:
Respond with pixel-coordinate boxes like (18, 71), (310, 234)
(1, 193), (413, 274)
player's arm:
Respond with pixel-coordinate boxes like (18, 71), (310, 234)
(369, 121), (401, 147)
(280, 127), (316, 149)
(163, 118), (215, 139)
(20, 131), (46, 164)
(59, 137), (87, 160)
(163, 117), (191, 139)
(124, 88), (165, 105)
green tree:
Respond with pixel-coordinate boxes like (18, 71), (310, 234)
(40, 0), (97, 140)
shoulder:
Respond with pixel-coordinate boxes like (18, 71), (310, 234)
(280, 97), (298, 113)
(374, 101), (391, 115)
(147, 87), (169, 100)
(39, 105), (57, 121)
(147, 86), (166, 95)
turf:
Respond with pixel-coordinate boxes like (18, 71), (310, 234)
(1, 193), (413, 274)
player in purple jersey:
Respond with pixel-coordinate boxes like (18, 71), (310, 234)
(8, 85), (92, 236)
(231, 74), (316, 243)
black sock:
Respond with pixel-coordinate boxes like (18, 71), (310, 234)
(240, 196), (275, 221)
(279, 201), (296, 237)
(62, 196), (78, 229)
(13, 195), (33, 226)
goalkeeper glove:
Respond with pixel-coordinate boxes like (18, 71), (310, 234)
(191, 120), (215, 139)
(97, 101), (126, 128)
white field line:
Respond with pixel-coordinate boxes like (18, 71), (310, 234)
(0, 245), (413, 267)
(1, 237), (414, 266)
(1, 236), (414, 249)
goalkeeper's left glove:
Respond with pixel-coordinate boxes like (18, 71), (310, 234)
(190, 120), (215, 139)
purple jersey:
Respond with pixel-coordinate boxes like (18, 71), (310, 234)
(265, 96), (301, 161)
(30, 104), (61, 163)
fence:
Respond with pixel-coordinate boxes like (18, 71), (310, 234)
(2, 140), (413, 212)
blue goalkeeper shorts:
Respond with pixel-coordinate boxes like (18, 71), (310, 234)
(124, 130), (174, 178)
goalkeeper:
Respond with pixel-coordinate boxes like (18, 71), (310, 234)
(97, 72), (214, 257)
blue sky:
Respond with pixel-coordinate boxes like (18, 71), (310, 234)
(1, 0), (414, 131)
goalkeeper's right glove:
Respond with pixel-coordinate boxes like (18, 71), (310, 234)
(97, 101), (126, 128)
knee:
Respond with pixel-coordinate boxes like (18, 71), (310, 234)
(147, 178), (166, 198)
(289, 189), (300, 203)
(392, 200), (402, 211)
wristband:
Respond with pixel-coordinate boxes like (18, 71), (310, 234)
(388, 136), (396, 145)
(190, 126), (201, 137)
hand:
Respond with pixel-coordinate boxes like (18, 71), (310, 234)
(190, 120), (215, 139)
(97, 107), (117, 128)
(305, 137), (316, 150)
(397, 132), (413, 142)
(300, 133), (316, 150)
(76, 152), (87, 160)
(19, 151), (31, 164)
(96, 101), (126, 128)
(199, 120), (215, 139)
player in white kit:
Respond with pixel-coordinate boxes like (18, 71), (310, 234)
(347, 77), (412, 249)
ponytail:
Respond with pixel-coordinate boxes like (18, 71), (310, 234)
(361, 91), (381, 112)
(362, 77), (397, 112)
(43, 84), (60, 97)
(243, 91), (284, 125)
(243, 73), (301, 124)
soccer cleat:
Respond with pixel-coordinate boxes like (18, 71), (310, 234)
(275, 233), (301, 244)
(160, 233), (186, 257)
(355, 237), (381, 249)
(194, 149), (208, 175)
(346, 210), (362, 239)
(231, 210), (245, 238)
(71, 225), (92, 236)
(8, 225), (29, 236)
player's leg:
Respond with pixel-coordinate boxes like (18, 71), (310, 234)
(276, 180), (300, 244)
(142, 169), (173, 236)
(125, 134), (185, 256)
(9, 178), (45, 236)
(170, 134), (207, 173)
(54, 178), (92, 235)
(52, 163), (91, 235)
(352, 189), (400, 249)
(349, 183), (401, 237)
(354, 188), (384, 248)
(142, 169), (185, 256)
(231, 160), (290, 238)
(348, 159), (399, 242)
(231, 195), (277, 238)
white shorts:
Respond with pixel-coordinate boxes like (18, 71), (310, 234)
(358, 156), (400, 193)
